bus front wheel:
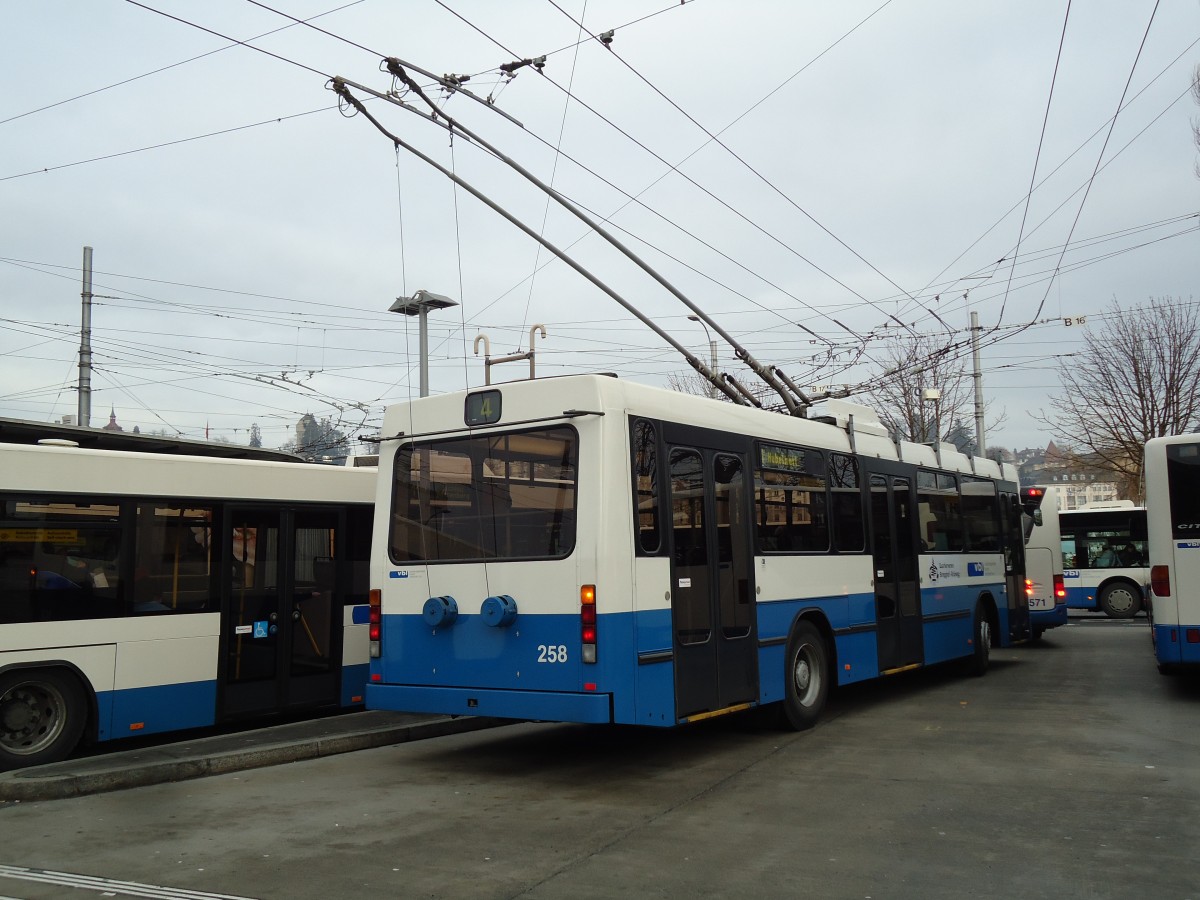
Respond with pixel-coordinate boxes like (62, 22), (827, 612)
(0, 669), (87, 771)
(780, 620), (829, 731)
(1099, 583), (1141, 619)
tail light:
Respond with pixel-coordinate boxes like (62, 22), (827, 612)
(1151, 565), (1171, 597)
(1054, 574), (1065, 599)
(581, 584), (597, 664)
(1024, 578), (1034, 597)
(368, 588), (382, 658)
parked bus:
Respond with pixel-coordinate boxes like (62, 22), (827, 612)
(1056, 502), (1148, 618)
(366, 374), (1030, 730)
(1020, 487), (1067, 638)
(1144, 435), (1200, 674)
(0, 439), (374, 769)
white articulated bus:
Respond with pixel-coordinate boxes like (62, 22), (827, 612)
(0, 440), (374, 769)
(1144, 435), (1200, 674)
(366, 374), (1030, 729)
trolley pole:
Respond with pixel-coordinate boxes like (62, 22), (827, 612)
(78, 245), (93, 427)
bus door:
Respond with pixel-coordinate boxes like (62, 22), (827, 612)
(664, 440), (758, 719)
(220, 506), (344, 717)
(868, 470), (923, 672)
(999, 491), (1031, 641)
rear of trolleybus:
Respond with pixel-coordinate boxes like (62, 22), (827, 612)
(368, 378), (615, 724)
(1020, 487), (1067, 638)
(1146, 436), (1200, 673)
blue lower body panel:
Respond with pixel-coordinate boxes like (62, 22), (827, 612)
(102, 680), (218, 742)
(1031, 602), (1069, 631)
(367, 683), (613, 724)
(1064, 586), (1097, 610)
(341, 663), (368, 707)
(1152, 623), (1200, 669)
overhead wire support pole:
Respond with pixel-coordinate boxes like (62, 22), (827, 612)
(353, 63), (803, 416)
(331, 80), (747, 408)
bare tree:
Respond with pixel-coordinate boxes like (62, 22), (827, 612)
(1193, 62), (1200, 178)
(1038, 297), (1200, 501)
(865, 332), (1005, 451)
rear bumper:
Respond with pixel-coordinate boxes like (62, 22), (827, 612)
(366, 683), (613, 724)
(1031, 602), (1068, 630)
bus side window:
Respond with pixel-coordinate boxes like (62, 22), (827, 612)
(632, 419), (661, 555)
(830, 454), (864, 552)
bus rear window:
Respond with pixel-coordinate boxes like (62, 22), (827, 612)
(389, 427), (579, 562)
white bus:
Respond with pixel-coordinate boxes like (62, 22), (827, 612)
(0, 440), (374, 769)
(366, 374), (1030, 730)
(1020, 487), (1067, 638)
(1144, 435), (1200, 674)
(1057, 502), (1148, 618)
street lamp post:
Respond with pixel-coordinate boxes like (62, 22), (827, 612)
(688, 314), (718, 399)
(922, 387), (942, 464)
(388, 290), (459, 398)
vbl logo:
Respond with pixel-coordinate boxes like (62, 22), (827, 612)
(967, 562), (985, 577)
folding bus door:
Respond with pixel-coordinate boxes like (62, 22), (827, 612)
(868, 468), (924, 672)
(1000, 490), (1031, 642)
(220, 506), (344, 717)
(664, 437), (758, 720)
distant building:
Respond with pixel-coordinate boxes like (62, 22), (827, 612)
(101, 408), (124, 432)
(1020, 441), (1121, 509)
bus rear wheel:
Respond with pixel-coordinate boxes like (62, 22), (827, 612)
(0, 669), (87, 771)
(1099, 583), (1141, 619)
(780, 620), (829, 731)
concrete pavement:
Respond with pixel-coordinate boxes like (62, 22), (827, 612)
(0, 710), (504, 803)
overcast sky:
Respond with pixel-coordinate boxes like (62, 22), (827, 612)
(3, 0), (1198, 453)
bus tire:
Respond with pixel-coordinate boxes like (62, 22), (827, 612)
(0, 668), (88, 771)
(963, 604), (991, 677)
(780, 620), (829, 731)
(1099, 583), (1141, 619)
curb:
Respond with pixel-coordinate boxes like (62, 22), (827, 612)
(0, 716), (503, 803)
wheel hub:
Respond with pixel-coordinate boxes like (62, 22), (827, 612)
(794, 658), (811, 693)
(0, 685), (60, 753)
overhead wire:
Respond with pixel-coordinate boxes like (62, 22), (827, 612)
(429, 0), (893, 342)
(992, 0), (1073, 333)
(993, 0), (1162, 347)
(542, 0), (928, 339)
(0, 1), (365, 128)
(898, 30), (1200, 327)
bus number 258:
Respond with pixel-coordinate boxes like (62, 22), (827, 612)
(538, 644), (568, 663)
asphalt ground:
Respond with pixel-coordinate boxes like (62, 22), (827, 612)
(0, 611), (1148, 807)
(0, 711), (504, 803)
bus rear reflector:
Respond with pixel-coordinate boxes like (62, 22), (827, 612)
(1151, 565), (1171, 597)
(1187, 629), (1200, 644)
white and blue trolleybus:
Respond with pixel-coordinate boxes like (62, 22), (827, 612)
(1020, 486), (1067, 637)
(0, 438), (374, 769)
(366, 375), (1030, 728)
(1145, 434), (1200, 673)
